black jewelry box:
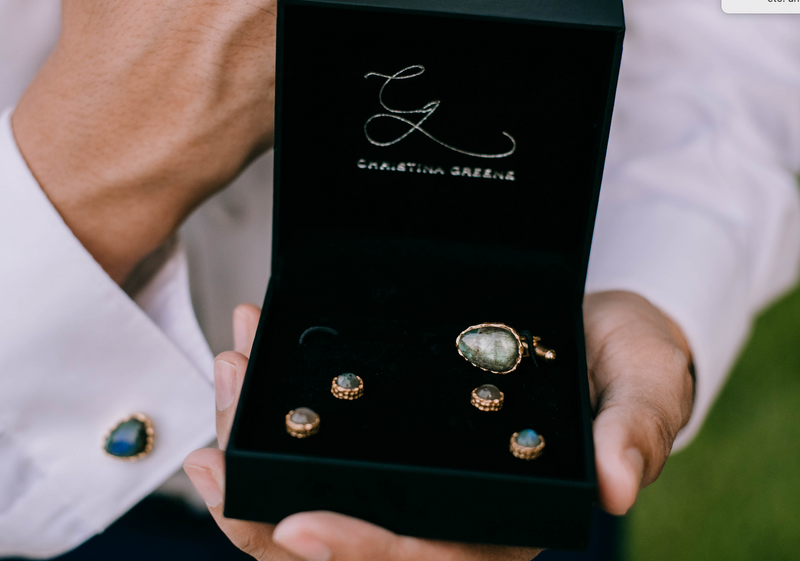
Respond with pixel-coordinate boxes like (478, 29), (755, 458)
(225, 0), (624, 549)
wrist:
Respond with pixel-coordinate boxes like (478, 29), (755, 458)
(11, 53), (244, 283)
(12, 99), (185, 282)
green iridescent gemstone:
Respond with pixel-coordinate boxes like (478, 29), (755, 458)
(336, 373), (360, 389)
(457, 325), (521, 373)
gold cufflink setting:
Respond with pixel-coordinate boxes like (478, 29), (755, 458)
(456, 322), (555, 374)
(286, 322), (552, 460)
(103, 413), (155, 461)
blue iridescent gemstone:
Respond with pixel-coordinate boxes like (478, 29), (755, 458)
(105, 418), (148, 457)
(517, 429), (541, 448)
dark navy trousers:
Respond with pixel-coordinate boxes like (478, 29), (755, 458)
(9, 498), (620, 561)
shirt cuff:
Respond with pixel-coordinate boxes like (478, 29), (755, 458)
(0, 106), (216, 557)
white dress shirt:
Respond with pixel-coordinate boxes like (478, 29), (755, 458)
(1, 0), (799, 557)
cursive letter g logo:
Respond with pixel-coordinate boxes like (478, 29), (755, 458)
(363, 65), (516, 159)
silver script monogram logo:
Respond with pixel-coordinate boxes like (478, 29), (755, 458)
(363, 66), (516, 159)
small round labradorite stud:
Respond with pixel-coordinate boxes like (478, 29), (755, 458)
(456, 323), (556, 374)
(510, 429), (546, 460)
(103, 413), (154, 461)
(285, 407), (320, 438)
(471, 384), (504, 411)
(331, 373), (364, 400)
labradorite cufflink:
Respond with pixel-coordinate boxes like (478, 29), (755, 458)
(456, 323), (556, 374)
(103, 413), (154, 461)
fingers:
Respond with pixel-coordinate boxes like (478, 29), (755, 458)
(217, 304), (260, 448)
(184, 449), (300, 561)
(272, 512), (541, 561)
(184, 449), (227, 509)
(185, 451), (540, 561)
(584, 291), (694, 515)
(184, 451), (538, 561)
(233, 303), (262, 357)
(214, 351), (248, 449)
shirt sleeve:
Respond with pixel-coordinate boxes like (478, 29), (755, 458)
(586, 0), (800, 450)
(0, 107), (217, 558)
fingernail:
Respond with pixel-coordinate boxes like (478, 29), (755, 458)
(184, 464), (224, 508)
(624, 447), (645, 486)
(273, 532), (332, 561)
(214, 359), (236, 411)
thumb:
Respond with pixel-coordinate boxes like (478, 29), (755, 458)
(592, 345), (691, 515)
(272, 511), (540, 561)
(273, 511), (400, 561)
(584, 291), (694, 515)
(593, 404), (648, 515)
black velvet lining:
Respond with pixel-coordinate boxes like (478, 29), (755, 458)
(234, 298), (586, 482)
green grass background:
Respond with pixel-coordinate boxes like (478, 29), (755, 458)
(626, 285), (800, 560)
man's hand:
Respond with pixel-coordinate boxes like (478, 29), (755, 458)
(585, 291), (694, 514)
(185, 291), (694, 559)
(12, 0), (276, 283)
(184, 304), (541, 561)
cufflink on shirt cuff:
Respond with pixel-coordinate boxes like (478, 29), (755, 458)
(103, 413), (155, 461)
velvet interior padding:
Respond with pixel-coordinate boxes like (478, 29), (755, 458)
(236, 234), (589, 481)
(232, 1), (621, 502)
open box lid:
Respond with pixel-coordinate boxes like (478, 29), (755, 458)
(227, 0), (628, 491)
(224, 3), (625, 545)
(272, 0), (624, 323)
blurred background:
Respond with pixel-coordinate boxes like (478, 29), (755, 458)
(625, 283), (800, 560)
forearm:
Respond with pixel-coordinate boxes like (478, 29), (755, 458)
(11, 0), (276, 283)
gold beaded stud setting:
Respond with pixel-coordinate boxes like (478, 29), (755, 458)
(470, 384), (504, 411)
(331, 373), (364, 400)
(285, 408), (321, 438)
(509, 429), (545, 460)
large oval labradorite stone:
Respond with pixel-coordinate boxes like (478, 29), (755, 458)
(458, 326), (520, 372)
(336, 373), (360, 389)
(105, 419), (148, 457)
(517, 429), (541, 448)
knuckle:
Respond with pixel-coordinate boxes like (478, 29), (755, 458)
(234, 532), (267, 559)
(389, 534), (423, 561)
(636, 402), (680, 478)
